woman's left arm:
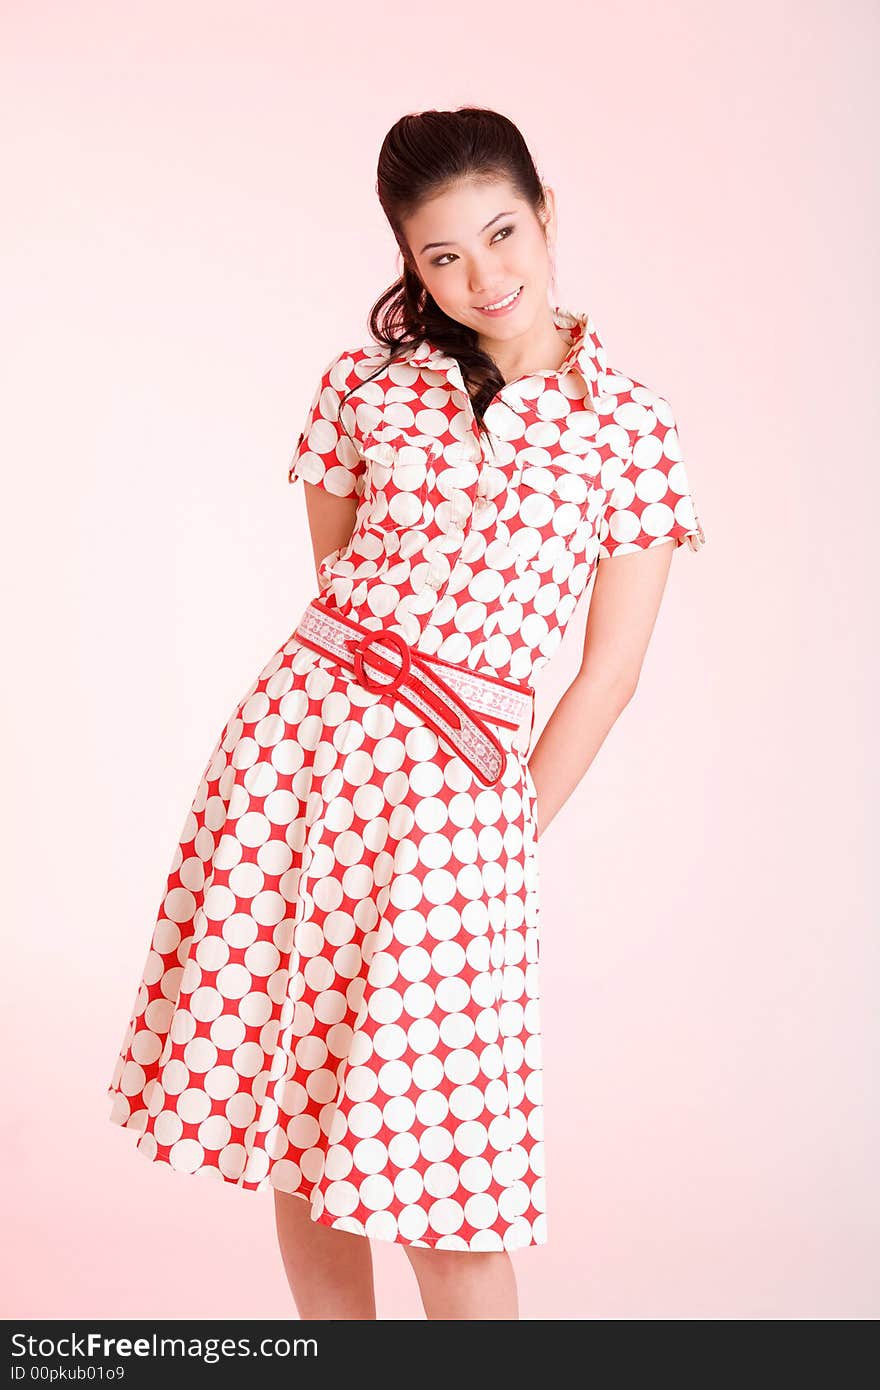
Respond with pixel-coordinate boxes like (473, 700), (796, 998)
(527, 540), (676, 838)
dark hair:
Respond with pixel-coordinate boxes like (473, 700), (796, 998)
(366, 106), (551, 436)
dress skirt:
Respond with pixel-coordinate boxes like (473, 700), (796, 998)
(106, 623), (546, 1252)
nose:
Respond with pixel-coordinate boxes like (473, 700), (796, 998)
(467, 251), (501, 297)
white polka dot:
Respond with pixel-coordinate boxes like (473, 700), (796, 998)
(428, 1197), (464, 1234)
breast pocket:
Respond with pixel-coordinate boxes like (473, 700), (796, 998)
(508, 459), (593, 555)
(361, 428), (435, 533)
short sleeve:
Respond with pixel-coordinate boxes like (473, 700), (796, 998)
(597, 391), (706, 559)
(287, 348), (367, 499)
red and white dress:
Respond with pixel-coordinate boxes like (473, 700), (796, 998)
(106, 305), (705, 1251)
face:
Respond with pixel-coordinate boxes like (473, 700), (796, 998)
(401, 176), (557, 346)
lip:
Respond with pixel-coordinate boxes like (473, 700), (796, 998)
(475, 285), (523, 317)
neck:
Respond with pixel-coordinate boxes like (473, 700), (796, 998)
(479, 312), (572, 384)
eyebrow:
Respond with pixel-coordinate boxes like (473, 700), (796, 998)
(420, 211), (517, 254)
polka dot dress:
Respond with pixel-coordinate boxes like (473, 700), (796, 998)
(106, 306), (706, 1251)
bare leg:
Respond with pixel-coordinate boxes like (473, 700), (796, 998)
(404, 1246), (519, 1319)
(273, 1190), (377, 1320)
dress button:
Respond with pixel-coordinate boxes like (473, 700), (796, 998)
(425, 562), (447, 587)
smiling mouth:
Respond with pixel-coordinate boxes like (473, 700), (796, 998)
(476, 286), (523, 313)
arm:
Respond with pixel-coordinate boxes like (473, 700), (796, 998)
(301, 482), (358, 583)
(527, 539), (675, 838)
(287, 346), (365, 582)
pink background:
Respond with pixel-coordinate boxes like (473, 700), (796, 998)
(3, 1), (877, 1319)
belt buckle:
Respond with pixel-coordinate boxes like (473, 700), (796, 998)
(351, 628), (412, 697)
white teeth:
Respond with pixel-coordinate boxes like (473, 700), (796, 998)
(480, 287), (521, 310)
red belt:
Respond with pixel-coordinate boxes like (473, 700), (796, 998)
(293, 597), (535, 787)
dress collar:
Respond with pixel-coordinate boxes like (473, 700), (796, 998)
(406, 304), (610, 405)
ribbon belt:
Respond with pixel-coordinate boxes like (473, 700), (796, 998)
(292, 597), (535, 787)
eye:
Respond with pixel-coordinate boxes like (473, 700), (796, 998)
(431, 223), (515, 268)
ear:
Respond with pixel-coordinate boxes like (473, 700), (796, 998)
(541, 185), (558, 245)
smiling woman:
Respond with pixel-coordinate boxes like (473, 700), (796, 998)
(106, 104), (707, 1323)
(395, 175), (568, 388)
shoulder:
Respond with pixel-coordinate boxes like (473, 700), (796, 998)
(316, 340), (432, 435)
(601, 362), (676, 420)
(601, 363), (683, 448)
(303, 341), (425, 446)
(316, 340), (410, 393)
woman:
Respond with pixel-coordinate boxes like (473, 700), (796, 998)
(106, 106), (706, 1321)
